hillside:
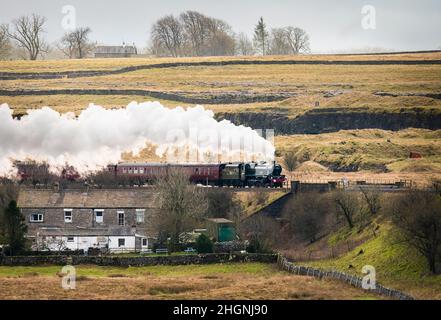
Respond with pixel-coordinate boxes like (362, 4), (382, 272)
(1, 52), (440, 183)
(303, 222), (441, 300)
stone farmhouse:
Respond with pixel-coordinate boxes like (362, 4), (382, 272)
(94, 44), (138, 58)
(17, 188), (159, 253)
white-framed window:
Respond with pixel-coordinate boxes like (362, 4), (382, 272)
(117, 210), (125, 226)
(67, 237), (74, 242)
(142, 238), (148, 246)
(30, 213), (44, 222)
(94, 209), (104, 223)
(64, 209), (72, 223)
(118, 238), (125, 247)
(136, 209), (145, 223)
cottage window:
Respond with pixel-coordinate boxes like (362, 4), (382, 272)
(142, 238), (147, 246)
(67, 237), (74, 242)
(118, 211), (125, 226)
(136, 209), (145, 223)
(30, 213), (44, 222)
(94, 209), (104, 223)
(64, 209), (72, 223)
(118, 238), (125, 247)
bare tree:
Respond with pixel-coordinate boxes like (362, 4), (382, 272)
(205, 18), (236, 56)
(151, 15), (184, 57)
(155, 169), (208, 251)
(253, 17), (269, 55)
(285, 27), (310, 54)
(360, 188), (382, 215)
(236, 32), (254, 56)
(13, 161), (56, 187)
(0, 24), (11, 59)
(59, 27), (93, 59)
(0, 180), (19, 243)
(390, 191), (441, 274)
(205, 188), (241, 219)
(284, 192), (333, 243)
(4, 14), (48, 60)
(334, 191), (362, 228)
(241, 215), (279, 253)
(283, 151), (298, 172)
(269, 28), (291, 55)
(180, 10), (209, 56)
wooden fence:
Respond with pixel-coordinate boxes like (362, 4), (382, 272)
(276, 254), (414, 300)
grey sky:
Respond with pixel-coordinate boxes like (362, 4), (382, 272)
(1, 0), (440, 52)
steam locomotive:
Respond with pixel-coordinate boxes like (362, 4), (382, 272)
(107, 161), (286, 188)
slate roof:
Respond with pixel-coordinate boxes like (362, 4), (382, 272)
(206, 218), (234, 224)
(17, 188), (159, 209)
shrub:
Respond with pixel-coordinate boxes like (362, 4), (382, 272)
(246, 234), (272, 254)
(196, 234), (213, 253)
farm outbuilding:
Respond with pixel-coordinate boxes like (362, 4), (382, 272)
(94, 44), (137, 58)
(409, 151), (423, 159)
(206, 218), (236, 242)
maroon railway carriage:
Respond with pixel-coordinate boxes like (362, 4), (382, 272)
(108, 162), (222, 185)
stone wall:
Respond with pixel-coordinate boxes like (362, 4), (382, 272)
(277, 254), (414, 300)
(0, 253), (277, 266)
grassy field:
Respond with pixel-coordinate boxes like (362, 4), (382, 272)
(0, 262), (382, 300)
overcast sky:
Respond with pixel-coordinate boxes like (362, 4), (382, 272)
(1, 0), (440, 53)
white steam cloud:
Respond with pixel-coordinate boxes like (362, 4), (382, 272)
(0, 101), (274, 176)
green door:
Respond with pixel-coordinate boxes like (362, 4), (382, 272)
(218, 225), (235, 242)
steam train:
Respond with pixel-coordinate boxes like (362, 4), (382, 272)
(107, 161), (286, 188)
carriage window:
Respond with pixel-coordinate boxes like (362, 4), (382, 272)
(67, 237), (74, 242)
(139, 168), (144, 174)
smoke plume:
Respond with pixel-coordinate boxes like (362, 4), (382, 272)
(0, 101), (275, 176)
